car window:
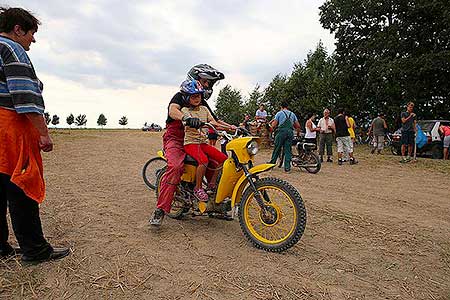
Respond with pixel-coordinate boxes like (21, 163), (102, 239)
(417, 121), (434, 132)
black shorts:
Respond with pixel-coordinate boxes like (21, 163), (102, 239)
(401, 131), (415, 146)
(208, 132), (218, 140)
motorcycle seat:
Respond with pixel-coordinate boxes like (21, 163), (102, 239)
(301, 143), (317, 150)
(184, 155), (198, 166)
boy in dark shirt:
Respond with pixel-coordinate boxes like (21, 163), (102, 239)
(400, 102), (417, 163)
(334, 108), (358, 165)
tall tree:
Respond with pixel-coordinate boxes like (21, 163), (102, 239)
(320, 0), (450, 124)
(66, 113), (74, 128)
(243, 84), (263, 118)
(119, 116), (128, 127)
(97, 114), (107, 128)
(262, 74), (289, 117)
(51, 114), (59, 127)
(215, 85), (244, 125)
(44, 112), (51, 125)
(75, 114), (87, 127)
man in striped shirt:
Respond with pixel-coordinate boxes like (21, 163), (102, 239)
(0, 7), (69, 263)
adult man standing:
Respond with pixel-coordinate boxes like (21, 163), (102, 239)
(149, 64), (233, 226)
(368, 112), (388, 154)
(334, 108), (358, 165)
(400, 102), (417, 163)
(0, 7), (69, 263)
(317, 109), (335, 162)
(268, 102), (301, 172)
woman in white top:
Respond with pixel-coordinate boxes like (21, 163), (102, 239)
(305, 113), (321, 144)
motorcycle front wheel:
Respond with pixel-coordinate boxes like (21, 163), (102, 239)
(239, 177), (306, 252)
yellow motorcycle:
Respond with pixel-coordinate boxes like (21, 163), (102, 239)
(155, 124), (306, 252)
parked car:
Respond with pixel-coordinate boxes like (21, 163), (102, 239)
(142, 123), (162, 132)
(391, 120), (450, 159)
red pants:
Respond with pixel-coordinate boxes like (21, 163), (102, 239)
(184, 144), (227, 165)
(156, 122), (220, 213)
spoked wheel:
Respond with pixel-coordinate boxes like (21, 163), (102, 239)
(301, 152), (321, 174)
(391, 145), (400, 156)
(239, 177), (306, 252)
(155, 167), (189, 219)
(142, 157), (167, 190)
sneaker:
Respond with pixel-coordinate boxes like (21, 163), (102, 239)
(350, 158), (358, 165)
(370, 148), (375, 154)
(338, 159), (343, 165)
(194, 188), (209, 202)
(400, 157), (408, 163)
(326, 157), (333, 163)
(149, 208), (165, 226)
(0, 244), (20, 258)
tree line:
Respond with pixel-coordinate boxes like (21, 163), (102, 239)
(215, 0), (450, 130)
(44, 113), (129, 128)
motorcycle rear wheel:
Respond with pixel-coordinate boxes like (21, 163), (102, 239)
(239, 177), (306, 252)
(155, 167), (189, 219)
(301, 152), (321, 174)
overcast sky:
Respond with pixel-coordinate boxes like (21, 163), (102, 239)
(8, 0), (335, 128)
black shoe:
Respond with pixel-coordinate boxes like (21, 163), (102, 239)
(0, 244), (20, 258)
(320, 156), (323, 163)
(284, 169), (291, 173)
(338, 159), (343, 165)
(326, 158), (333, 163)
(22, 247), (70, 264)
(149, 208), (165, 226)
(350, 158), (358, 165)
(370, 148), (375, 154)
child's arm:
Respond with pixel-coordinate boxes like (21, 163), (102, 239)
(206, 109), (236, 131)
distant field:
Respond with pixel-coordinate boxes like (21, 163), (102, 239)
(1, 130), (449, 300)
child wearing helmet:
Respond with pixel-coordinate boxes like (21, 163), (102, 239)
(180, 80), (229, 202)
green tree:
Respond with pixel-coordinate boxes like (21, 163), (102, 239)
(97, 114), (107, 128)
(51, 114), (59, 127)
(243, 84), (263, 118)
(75, 114), (87, 127)
(262, 74), (289, 117)
(215, 85), (244, 125)
(119, 116), (128, 127)
(66, 113), (74, 128)
(320, 0), (450, 123)
(44, 112), (51, 125)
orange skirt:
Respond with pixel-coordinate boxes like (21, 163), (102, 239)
(0, 108), (45, 203)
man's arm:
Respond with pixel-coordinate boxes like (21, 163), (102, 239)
(294, 121), (301, 135)
(168, 103), (184, 121)
(25, 113), (53, 152)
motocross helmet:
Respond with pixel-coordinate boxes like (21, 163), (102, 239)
(187, 64), (225, 100)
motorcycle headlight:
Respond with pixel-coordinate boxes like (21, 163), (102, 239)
(247, 140), (259, 156)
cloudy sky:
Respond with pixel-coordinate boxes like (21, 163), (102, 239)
(9, 0), (335, 128)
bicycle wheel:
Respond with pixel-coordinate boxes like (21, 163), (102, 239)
(142, 157), (167, 190)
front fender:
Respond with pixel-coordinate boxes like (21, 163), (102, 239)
(231, 163), (275, 207)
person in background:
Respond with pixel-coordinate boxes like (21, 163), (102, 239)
(439, 124), (450, 160)
(400, 102), (417, 163)
(0, 7), (70, 263)
(368, 112), (388, 154)
(268, 102), (301, 172)
(304, 112), (320, 144)
(317, 109), (335, 162)
(334, 108), (358, 165)
(255, 104), (268, 134)
(207, 127), (218, 146)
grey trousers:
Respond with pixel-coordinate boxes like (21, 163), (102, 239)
(319, 133), (333, 156)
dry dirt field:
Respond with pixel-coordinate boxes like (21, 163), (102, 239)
(1, 129), (449, 300)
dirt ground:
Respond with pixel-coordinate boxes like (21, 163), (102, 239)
(1, 130), (449, 300)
